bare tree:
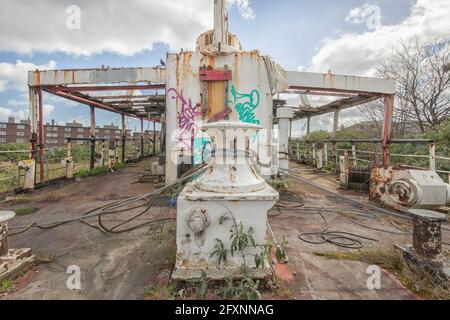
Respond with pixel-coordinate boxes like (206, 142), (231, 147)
(361, 38), (450, 136)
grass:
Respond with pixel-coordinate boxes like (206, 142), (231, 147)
(112, 162), (125, 170)
(144, 283), (178, 300)
(74, 166), (110, 179)
(74, 163), (126, 179)
(314, 248), (450, 300)
(31, 189), (67, 203)
(0, 279), (14, 294)
(14, 207), (39, 216)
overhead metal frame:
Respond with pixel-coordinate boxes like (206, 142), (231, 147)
(27, 66), (167, 183)
(28, 67), (167, 120)
(283, 71), (397, 168)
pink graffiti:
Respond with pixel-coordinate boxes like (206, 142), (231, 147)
(167, 88), (203, 148)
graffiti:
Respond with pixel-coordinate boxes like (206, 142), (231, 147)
(167, 88), (202, 148)
(228, 85), (261, 125)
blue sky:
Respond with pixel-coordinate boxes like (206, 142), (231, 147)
(0, 0), (447, 134)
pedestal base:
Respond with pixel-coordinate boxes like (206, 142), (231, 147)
(175, 182), (278, 280)
(172, 263), (272, 281)
(396, 244), (449, 279)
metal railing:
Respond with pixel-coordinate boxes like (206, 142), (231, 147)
(0, 138), (156, 193)
(290, 139), (450, 183)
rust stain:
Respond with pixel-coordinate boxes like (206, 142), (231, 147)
(275, 263), (294, 282)
(33, 71), (41, 86)
(233, 53), (239, 89)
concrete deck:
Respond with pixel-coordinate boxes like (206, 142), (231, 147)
(0, 160), (447, 300)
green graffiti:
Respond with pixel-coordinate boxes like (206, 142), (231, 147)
(228, 85), (261, 125)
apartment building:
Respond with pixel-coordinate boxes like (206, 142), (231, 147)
(132, 130), (161, 146)
(0, 117), (132, 147)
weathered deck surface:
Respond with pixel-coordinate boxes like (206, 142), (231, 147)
(1, 160), (447, 300)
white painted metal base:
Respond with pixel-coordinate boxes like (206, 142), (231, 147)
(174, 182), (278, 280)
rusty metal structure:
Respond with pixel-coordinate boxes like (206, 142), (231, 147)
(28, 67), (166, 184)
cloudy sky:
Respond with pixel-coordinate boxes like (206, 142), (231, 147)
(0, 0), (449, 135)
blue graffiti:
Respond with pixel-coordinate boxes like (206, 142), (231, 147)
(228, 85), (261, 125)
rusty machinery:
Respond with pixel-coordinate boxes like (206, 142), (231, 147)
(329, 138), (450, 213)
(371, 167), (450, 212)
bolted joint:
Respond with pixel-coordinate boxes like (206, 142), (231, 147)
(409, 209), (447, 262)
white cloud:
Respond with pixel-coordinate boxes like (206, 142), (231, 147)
(69, 115), (88, 126)
(0, 104), (54, 122)
(310, 0), (450, 76)
(0, 60), (57, 92)
(0, 0), (255, 56)
(43, 104), (55, 117)
(228, 0), (255, 20)
(0, 107), (27, 122)
(7, 99), (28, 107)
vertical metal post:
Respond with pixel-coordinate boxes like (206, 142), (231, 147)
(140, 118), (144, 159)
(115, 139), (119, 163)
(429, 143), (436, 171)
(101, 140), (105, 167)
(28, 87), (39, 161)
(332, 142), (338, 174)
(352, 144), (357, 167)
(289, 119), (293, 142)
(312, 143), (316, 167)
(332, 111), (340, 139)
(332, 110), (339, 173)
(121, 114), (126, 164)
(296, 141), (300, 161)
(38, 88), (45, 184)
(343, 151), (350, 189)
(324, 143), (328, 166)
(306, 117), (311, 138)
(90, 106), (96, 170)
(382, 95), (394, 168)
(67, 140), (72, 158)
(153, 121), (157, 155)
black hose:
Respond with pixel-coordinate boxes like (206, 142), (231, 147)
(9, 164), (209, 236)
(296, 209), (378, 249)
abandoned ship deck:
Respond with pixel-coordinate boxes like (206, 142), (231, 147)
(0, 158), (448, 300)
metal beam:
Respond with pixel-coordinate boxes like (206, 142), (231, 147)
(42, 88), (145, 119)
(28, 67), (166, 86)
(286, 71), (396, 95)
(50, 84), (165, 92)
(95, 95), (165, 101)
(294, 95), (379, 119)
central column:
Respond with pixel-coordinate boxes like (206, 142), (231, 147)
(174, 121), (279, 280)
(213, 0), (228, 51)
(277, 107), (294, 171)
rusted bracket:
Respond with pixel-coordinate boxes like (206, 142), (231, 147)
(199, 69), (232, 81)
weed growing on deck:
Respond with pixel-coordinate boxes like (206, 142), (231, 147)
(74, 166), (110, 179)
(314, 248), (450, 300)
(0, 279), (14, 294)
(14, 207), (39, 216)
(145, 283), (178, 300)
